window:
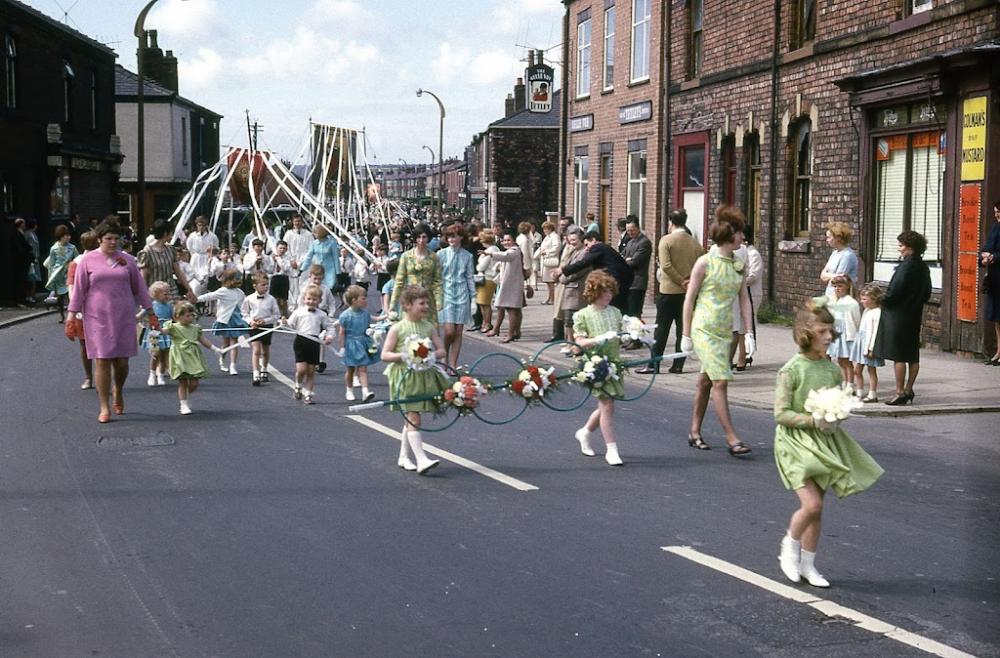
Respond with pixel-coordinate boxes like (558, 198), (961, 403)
(872, 102), (945, 287)
(599, 151), (613, 236)
(909, 0), (933, 14)
(630, 0), (650, 82)
(687, 0), (703, 79)
(4, 35), (15, 111)
(51, 169), (71, 217)
(574, 155), (590, 224)
(181, 115), (188, 165)
(790, 120), (812, 237)
(627, 149), (646, 226)
(678, 141), (707, 245)
(744, 133), (762, 242)
(63, 60), (75, 124)
(792, 0), (816, 49)
(576, 16), (592, 98)
(603, 6), (615, 90)
(89, 71), (97, 130)
(720, 136), (736, 206)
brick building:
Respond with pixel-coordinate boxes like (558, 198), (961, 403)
(1, 0), (123, 233)
(561, 0), (1000, 354)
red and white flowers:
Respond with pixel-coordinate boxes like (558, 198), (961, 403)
(509, 363), (558, 403)
(401, 334), (435, 371)
(441, 375), (488, 414)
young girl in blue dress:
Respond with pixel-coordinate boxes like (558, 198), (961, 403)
(339, 285), (377, 402)
(145, 281), (174, 386)
(197, 268), (248, 375)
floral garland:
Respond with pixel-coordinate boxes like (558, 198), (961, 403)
(571, 352), (623, 391)
(437, 375), (488, 416)
(400, 334), (436, 371)
(508, 363), (558, 404)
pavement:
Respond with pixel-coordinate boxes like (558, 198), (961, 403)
(465, 294), (1000, 417)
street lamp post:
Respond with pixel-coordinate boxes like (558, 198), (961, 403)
(416, 88), (445, 220)
(421, 145), (435, 209)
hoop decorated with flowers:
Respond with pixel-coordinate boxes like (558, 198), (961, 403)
(571, 352), (624, 396)
(508, 362), (558, 405)
(437, 375), (489, 416)
(400, 334), (436, 371)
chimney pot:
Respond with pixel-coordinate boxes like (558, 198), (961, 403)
(149, 29), (159, 49)
(528, 51), (535, 67)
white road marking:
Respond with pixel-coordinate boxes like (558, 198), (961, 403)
(265, 366), (538, 492)
(662, 546), (976, 658)
(346, 415), (539, 492)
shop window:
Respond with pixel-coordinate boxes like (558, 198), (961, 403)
(631, 0), (650, 82)
(789, 119), (812, 237)
(908, 0), (932, 15)
(873, 130), (944, 287)
(720, 135), (736, 206)
(687, 0), (703, 79)
(574, 155), (590, 223)
(627, 149), (647, 227)
(576, 14), (592, 98)
(603, 5), (615, 91)
(4, 35), (15, 111)
(791, 0), (816, 50)
(63, 60), (75, 125)
(744, 132), (762, 243)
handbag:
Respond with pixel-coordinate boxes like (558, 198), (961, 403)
(524, 284), (534, 299)
(542, 256), (559, 268)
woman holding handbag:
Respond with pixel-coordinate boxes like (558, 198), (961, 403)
(538, 221), (562, 305)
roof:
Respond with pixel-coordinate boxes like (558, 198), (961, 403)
(115, 65), (223, 119)
(490, 90), (561, 129)
(3, 0), (117, 56)
(835, 40), (1000, 88)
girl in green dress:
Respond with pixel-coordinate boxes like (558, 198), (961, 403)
(163, 301), (224, 415)
(775, 301), (884, 588)
(681, 206), (755, 456)
(382, 285), (448, 475)
(571, 271), (626, 466)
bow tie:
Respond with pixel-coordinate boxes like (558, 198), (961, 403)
(307, 308), (316, 312)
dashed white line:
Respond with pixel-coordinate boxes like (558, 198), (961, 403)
(265, 365), (538, 492)
(662, 545), (977, 658)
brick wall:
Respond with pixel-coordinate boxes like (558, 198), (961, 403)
(492, 127), (559, 225)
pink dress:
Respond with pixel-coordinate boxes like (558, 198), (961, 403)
(67, 250), (153, 359)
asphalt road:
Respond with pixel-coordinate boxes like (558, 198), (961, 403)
(2, 317), (998, 657)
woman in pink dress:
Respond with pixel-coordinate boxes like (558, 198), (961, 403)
(66, 220), (158, 423)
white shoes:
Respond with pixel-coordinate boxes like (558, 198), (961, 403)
(575, 427), (596, 456)
(179, 400), (192, 415)
(156, 372), (167, 386)
(228, 364), (238, 376)
(362, 389), (375, 402)
(779, 534), (802, 583)
(345, 388), (356, 401)
(80, 378), (92, 390)
(416, 456), (440, 475)
(147, 371), (157, 387)
(605, 442), (623, 466)
(352, 375), (362, 387)
(218, 357), (227, 372)
(800, 550), (830, 588)
(293, 385), (303, 400)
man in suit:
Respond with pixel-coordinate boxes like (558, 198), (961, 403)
(557, 231), (633, 313)
(621, 215), (652, 318)
(637, 209), (705, 374)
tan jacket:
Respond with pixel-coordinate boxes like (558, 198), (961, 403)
(658, 230), (705, 295)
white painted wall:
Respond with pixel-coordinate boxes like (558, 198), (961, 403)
(116, 101), (191, 183)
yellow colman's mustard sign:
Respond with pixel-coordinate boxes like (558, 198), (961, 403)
(961, 96), (987, 181)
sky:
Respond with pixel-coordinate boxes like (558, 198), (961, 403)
(21, 0), (564, 166)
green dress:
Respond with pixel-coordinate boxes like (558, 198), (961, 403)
(384, 318), (449, 412)
(163, 321), (210, 380)
(691, 250), (743, 381)
(773, 353), (884, 498)
(388, 250), (443, 324)
(572, 304), (625, 399)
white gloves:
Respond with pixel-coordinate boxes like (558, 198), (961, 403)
(681, 336), (694, 354)
(814, 417), (839, 434)
(333, 347), (346, 358)
(596, 330), (619, 345)
(744, 332), (757, 359)
(211, 345), (223, 354)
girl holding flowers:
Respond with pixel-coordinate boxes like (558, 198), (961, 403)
(774, 300), (883, 588)
(382, 285), (448, 474)
(571, 270), (626, 466)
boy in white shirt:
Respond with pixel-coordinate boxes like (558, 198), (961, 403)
(297, 264), (338, 372)
(284, 284), (337, 404)
(240, 273), (282, 386)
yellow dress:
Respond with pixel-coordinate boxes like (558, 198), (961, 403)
(691, 251), (743, 381)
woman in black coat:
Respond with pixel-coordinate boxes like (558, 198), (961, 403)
(981, 200), (1000, 365)
(874, 230), (932, 405)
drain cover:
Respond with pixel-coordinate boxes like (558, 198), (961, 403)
(97, 432), (175, 448)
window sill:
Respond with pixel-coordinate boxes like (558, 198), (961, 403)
(601, 87), (614, 96)
(888, 11), (931, 36)
(627, 77), (650, 89)
(782, 43), (814, 64)
(574, 94), (591, 102)
(679, 78), (700, 92)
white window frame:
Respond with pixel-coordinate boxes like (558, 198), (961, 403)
(626, 150), (647, 227)
(574, 155), (589, 223)
(576, 19), (592, 99)
(630, 0), (650, 83)
(603, 6), (615, 91)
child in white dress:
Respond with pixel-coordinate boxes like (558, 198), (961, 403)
(825, 275), (860, 388)
(849, 283), (884, 402)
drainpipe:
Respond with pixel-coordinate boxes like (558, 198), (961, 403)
(560, 1), (571, 218)
(767, 0), (781, 303)
(659, 0), (672, 239)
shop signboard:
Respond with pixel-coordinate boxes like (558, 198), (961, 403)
(961, 96), (987, 181)
(957, 182), (982, 322)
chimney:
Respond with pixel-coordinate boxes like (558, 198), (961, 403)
(162, 49), (179, 93)
(505, 93), (515, 118)
(536, 49), (544, 66)
(528, 50), (535, 67)
(141, 29), (166, 88)
(514, 77), (525, 113)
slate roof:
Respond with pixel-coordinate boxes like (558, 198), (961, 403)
(3, 0), (116, 55)
(115, 65), (223, 119)
(490, 90), (561, 129)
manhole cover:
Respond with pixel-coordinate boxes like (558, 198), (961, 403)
(97, 432), (175, 448)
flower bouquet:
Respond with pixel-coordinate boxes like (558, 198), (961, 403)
(571, 353), (622, 392)
(620, 315), (656, 346)
(438, 375), (488, 415)
(400, 334), (436, 371)
(366, 323), (388, 357)
(803, 386), (863, 431)
(508, 363), (558, 404)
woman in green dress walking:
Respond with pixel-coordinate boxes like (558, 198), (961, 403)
(681, 206), (754, 456)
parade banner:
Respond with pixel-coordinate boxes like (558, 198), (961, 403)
(226, 149), (266, 204)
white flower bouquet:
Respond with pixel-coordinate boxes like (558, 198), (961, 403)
(400, 334), (436, 371)
(803, 386), (863, 431)
(620, 315), (656, 346)
(571, 353), (621, 391)
(366, 323), (388, 356)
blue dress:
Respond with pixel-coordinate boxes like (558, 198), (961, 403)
(148, 299), (174, 350)
(437, 246), (475, 325)
(339, 307), (377, 367)
(300, 236), (341, 289)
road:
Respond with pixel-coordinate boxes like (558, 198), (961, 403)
(1, 317), (998, 657)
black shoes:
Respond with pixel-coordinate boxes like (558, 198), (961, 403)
(885, 390), (915, 406)
(667, 363), (684, 374)
(316, 361), (327, 373)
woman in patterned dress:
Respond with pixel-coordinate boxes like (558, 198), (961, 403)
(437, 224), (475, 368)
(44, 224), (78, 322)
(137, 220), (197, 301)
(389, 223), (442, 325)
(681, 206), (754, 456)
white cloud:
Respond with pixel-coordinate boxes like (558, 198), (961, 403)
(314, 0), (375, 24)
(431, 42), (520, 87)
(178, 47), (224, 90)
(147, 0), (223, 40)
(231, 26), (381, 84)
(468, 50), (521, 85)
(491, 0), (563, 34)
(431, 43), (467, 84)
